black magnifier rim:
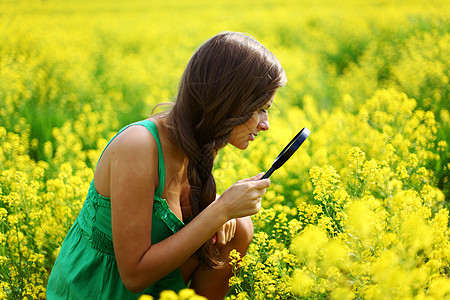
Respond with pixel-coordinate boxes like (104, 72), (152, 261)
(272, 127), (310, 169)
(261, 127), (310, 179)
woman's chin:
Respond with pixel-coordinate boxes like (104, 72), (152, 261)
(229, 141), (249, 150)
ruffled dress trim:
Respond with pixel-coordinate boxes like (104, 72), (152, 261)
(153, 196), (185, 233)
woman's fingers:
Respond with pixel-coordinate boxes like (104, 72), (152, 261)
(212, 219), (237, 246)
(253, 178), (271, 190)
(218, 174), (270, 219)
(240, 172), (264, 182)
(231, 218), (236, 239)
(228, 218), (236, 243)
(210, 233), (217, 244)
(256, 197), (262, 210)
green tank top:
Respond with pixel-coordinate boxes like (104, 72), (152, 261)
(47, 120), (186, 299)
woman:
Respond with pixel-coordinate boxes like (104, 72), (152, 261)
(47, 31), (287, 299)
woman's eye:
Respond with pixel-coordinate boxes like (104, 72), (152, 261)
(260, 108), (267, 114)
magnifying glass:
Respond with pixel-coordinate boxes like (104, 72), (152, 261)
(261, 127), (311, 179)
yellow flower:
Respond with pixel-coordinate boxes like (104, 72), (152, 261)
(321, 240), (349, 271)
(428, 277), (450, 299)
(291, 225), (328, 262)
(346, 200), (377, 242)
(179, 289), (207, 300)
(399, 213), (433, 255)
(229, 249), (241, 265)
(330, 286), (355, 300)
(229, 276), (243, 287)
(291, 268), (315, 296)
(309, 165), (341, 201)
(159, 290), (178, 300)
(347, 147), (366, 172)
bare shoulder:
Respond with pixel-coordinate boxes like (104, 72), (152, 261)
(109, 124), (159, 155)
(107, 124), (160, 191)
(94, 124), (161, 197)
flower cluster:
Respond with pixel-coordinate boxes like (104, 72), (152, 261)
(0, 127), (92, 298)
(228, 147), (449, 299)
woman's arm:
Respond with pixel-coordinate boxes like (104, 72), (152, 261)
(108, 126), (269, 293)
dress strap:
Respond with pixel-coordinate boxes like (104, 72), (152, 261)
(96, 119), (166, 198)
(136, 120), (166, 198)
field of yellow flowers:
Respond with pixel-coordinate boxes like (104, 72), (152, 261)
(1, 0), (449, 299)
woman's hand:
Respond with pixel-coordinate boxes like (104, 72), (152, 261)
(211, 218), (237, 246)
(216, 173), (270, 220)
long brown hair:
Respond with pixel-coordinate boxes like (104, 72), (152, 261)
(167, 31), (287, 268)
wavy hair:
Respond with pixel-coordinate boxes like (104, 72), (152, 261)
(167, 31), (287, 268)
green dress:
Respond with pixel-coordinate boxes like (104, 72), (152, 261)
(47, 120), (187, 299)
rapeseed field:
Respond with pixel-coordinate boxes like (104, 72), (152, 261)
(0, 0), (449, 299)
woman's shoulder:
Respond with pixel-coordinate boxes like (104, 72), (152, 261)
(94, 121), (161, 198)
(113, 121), (159, 152)
(106, 123), (160, 172)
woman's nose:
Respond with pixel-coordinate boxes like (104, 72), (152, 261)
(258, 115), (270, 131)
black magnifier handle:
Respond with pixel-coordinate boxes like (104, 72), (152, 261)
(261, 166), (276, 179)
(261, 127), (310, 179)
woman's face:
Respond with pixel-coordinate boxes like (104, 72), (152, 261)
(229, 94), (275, 150)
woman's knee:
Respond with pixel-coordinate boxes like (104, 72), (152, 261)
(232, 216), (254, 251)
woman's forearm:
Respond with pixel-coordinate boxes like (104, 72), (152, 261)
(122, 200), (228, 293)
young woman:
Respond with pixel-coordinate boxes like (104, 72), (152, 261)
(47, 31), (287, 299)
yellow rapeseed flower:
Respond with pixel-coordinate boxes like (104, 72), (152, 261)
(291, 268), (315, 296)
